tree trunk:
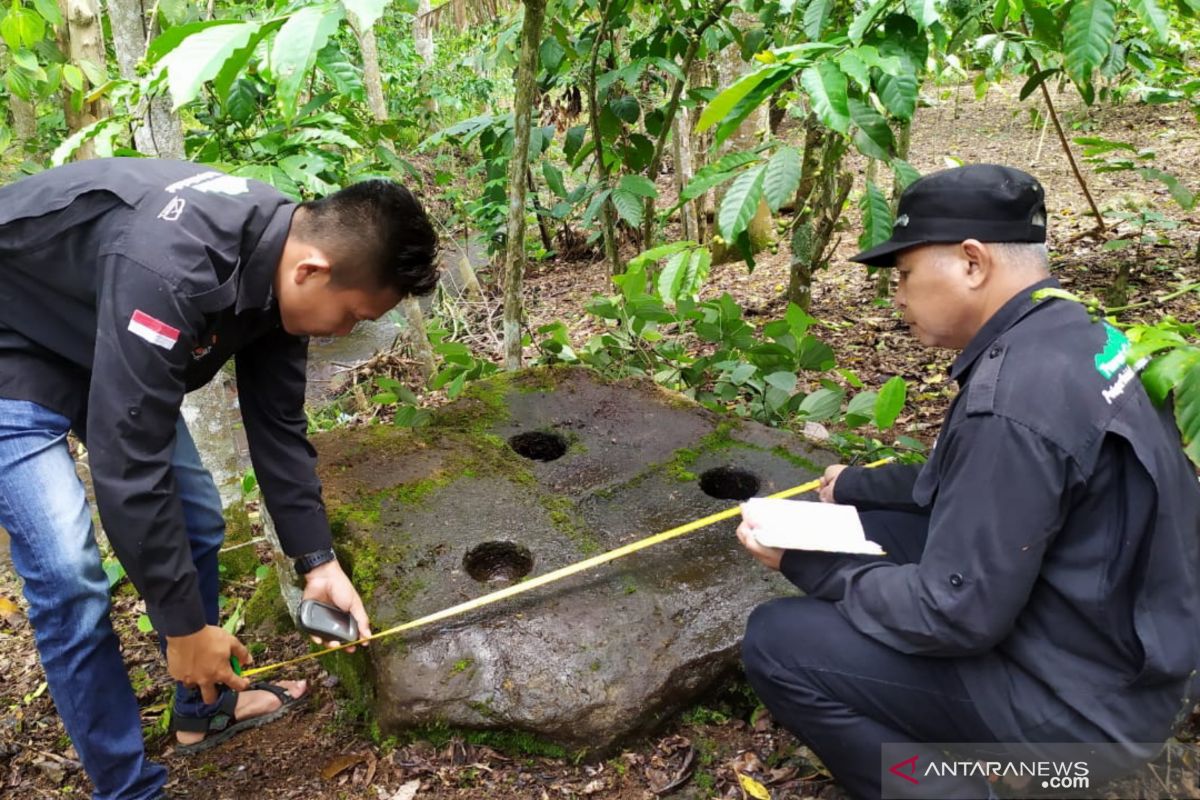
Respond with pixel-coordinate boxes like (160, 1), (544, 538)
(350, 12), (438, 382)
(502, 0), (546, 370)
(712, 19), (772, 266)
(587, 3), (621, 275)
(689, 57), (712, 244)
(415, 0), (438, 115)
(107, 0), (184, 158)
(672, 105), (696, 241)
(786, 133), (849, 309)
(58, 0), (107, 159)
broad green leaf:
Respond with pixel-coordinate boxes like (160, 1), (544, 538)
(270, 5), (343, 118)
(786, 303), (815, 336)
(876, 71), (917, 120)
(31, 0), (61, 26)
(155, 22), (260, 109)
(103, 559), (126, 589)
(232, 164), (301, 199)
(838, 50), (871, 92)
(316, 43), (365, 98)
(803, 0), (833, 39)
(147, 19), (245, 63)
(730, 363), (758, 385)
(1137, 167), (1195, 209)
(1141, 347), (1194, 404)
(540, 36), (567, 73)
(1073, 136), (1138, 154)
(677, 153), (762, 206)
(906, 0), (940, 26)
(874, 375), (907, 429)
(62, 64), (84, 92)
(341, 0), (387, 30)
(658, 247), (711, 304)
(1019, 68), (1058, 101)
(845, 390), (878, 426)
(224, 78), (259, 122)
(611, 188), (644, 228)
(51, 117), (124, 166)
(798, 387), (843, 421)
(848, 0), (889, 44)
(801, 62), (850, 135)
(859, 180), (893, 249)
(795, 336), (835, 370)
(630, 241), (696, 267)
(892, 159), (921, 190)
(618, 173), (658, 198)
(1025, 1), (1062, 47)
(1173, 349), (1200, 466)
(763, 147), (801, 213)
(718, 164), (767, 241)
(0, 6), (44, 50)
(849, 98), (893, 160)
(543, 163), (568, 198)
(696, 66), (777, 132)
(609, 95), (641, 124)
(137, 614), (155, 633)
(1130, 0), (1169, 42)
(1064, 0), (1117, 89)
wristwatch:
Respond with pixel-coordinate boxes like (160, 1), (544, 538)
(293, 547), (337, 575)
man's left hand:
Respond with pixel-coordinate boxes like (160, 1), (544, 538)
(302, 560), (372, 652)
(736, 512), (786, 571)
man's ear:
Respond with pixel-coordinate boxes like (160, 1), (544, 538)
(291, 250), (333, 285)
(959, 239), (991, 289)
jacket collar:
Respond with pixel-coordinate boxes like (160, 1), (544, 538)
(236, 203), (296, 313)
(950, 276), (1061, 385)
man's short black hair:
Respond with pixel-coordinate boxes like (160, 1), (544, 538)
(294, 179), (439, 297)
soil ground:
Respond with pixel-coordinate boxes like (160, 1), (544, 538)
(1, 83), (1198, 799)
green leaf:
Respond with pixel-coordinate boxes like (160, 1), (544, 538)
(618, 173), (658, 198)
(609, 95), (641, 124)
(1019, 68), (1058, 101)
(232, 164), (301, 200)
(845, 389), (878, 426)
(678, 153), (762, 204)
(765, 371), (798, 393)
(270, 5), (343, 118)
(1137, 167), (1195, 209)
(51, 117), (123, 166)
(255, 564), (271, 581)
(718, 164), (767, 241)
(838, 50), (872, 92)
(876, 71), (918, 120)
(316, 43), (365, 98)
(859, 180), (893, 249)
(1025, 1), (1062, 47)
(801, 62), (850, 135)
(696, 65), (777, 132)
(611, 188), (644, 228)
(763, 147), (801, 213)
(137, 614), (155, 634)
(630, 241), (696, 267)
(795, 336), (835, 370)
(848, 0), (889, 44)
(62, 64), (84, 92)
(658, 247), (711, 304)
(798, 387), (843, 421)
(1141, 347), (1195, 404)
(1064, 0), (1117, 89)
(540, 36), (567, 73)
(341, 0), (386, 30)
(1173, 349), (1200, 466)
(103, 559), (126, 589)
(543, 163), (568, 198)
(155, 21), (261, 109)
(906, 0), (941, 27)
(0, 6), (44, 50)
(874, 375), (907, 429)
(892, 159), (921, 190)
(31, 0), (61, 26)
(849, 97), (894, 160)
(803, 0), (834, 39)
(242, 469), (258, 494)
(730, 363), (758, 385)
(1130, 0), (1169, 42)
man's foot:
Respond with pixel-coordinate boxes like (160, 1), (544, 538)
(174, 679), (308, 750)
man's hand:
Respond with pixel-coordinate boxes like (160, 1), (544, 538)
(736, 509), (786, 571)
(166, 625), (252, 704)
(302, 559), (372, 652)
(819, 464), (848, 503)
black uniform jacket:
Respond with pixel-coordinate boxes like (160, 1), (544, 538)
(786, 278), (1200, 743)
(0, 159), (332, 636)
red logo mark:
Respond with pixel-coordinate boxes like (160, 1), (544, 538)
(889, 755), (920, 785)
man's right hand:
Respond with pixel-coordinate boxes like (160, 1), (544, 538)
(818, 464), (848, 503)
(166, 625), (252, 703)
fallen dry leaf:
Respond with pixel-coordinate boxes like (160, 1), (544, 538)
(321, 752), (369, 781)
(388, 779), (421, 800)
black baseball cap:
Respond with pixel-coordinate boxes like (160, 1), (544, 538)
(850, 164), (1047, 267)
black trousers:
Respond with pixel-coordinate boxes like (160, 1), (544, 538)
(742, 511), (1002, 800)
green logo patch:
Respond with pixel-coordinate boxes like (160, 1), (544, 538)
(1094, 323), (1131, 379)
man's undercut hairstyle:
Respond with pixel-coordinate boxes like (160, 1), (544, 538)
(295, 180), (439, 297)
(987, 242), (1050, 271)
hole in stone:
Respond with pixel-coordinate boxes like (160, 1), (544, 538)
(464, 541), (534, 584)
(508, 431), (568, 462)
(698, 467), (761, 501)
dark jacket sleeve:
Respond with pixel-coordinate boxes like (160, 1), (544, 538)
(782, 415), (1073, 656)
(86, 256), (207, 637)
(833, 462), (926, 512)
(234, 326), (332, 557)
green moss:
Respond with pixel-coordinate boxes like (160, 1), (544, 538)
(410, 722), (570, 759)
(539, 495), (600, 555)
(217, 503), (260, 582)
(243, 568), (292, 634)
(321, 647), (377, 734)
(451, 658), (473, 674)
(769, 444), (821, 472)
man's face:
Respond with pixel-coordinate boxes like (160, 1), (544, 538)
(893, 244), (977, 350)
(277, 266), (402, 338)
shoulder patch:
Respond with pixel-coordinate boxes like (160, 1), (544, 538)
(127, 310), (180, 350)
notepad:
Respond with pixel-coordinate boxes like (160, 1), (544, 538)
(742, 497), (886, 555)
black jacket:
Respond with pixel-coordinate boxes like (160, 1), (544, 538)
(0, 159), (332, 636)
(785, 278), (1200, 742)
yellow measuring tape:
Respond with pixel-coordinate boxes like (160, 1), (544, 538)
(242, 457), (894, 678)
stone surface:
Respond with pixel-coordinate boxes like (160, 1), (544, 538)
(313, 367), (837, 752)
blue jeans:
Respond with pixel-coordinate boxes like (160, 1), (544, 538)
(0, 398), (226, 800)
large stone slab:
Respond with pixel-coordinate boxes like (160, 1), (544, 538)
(314, 367), (836, 752)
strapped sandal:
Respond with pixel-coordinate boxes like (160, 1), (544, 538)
(172, 681), (309, 755)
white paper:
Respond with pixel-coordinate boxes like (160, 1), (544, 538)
(742, 497), (885, 555)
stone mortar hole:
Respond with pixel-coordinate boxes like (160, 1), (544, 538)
(508, 431), (568, 462)
(464, 541), (534, 584)
(698, 467), (761, 501)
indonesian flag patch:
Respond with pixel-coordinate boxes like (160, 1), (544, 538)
(128, 309), (181, 350)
